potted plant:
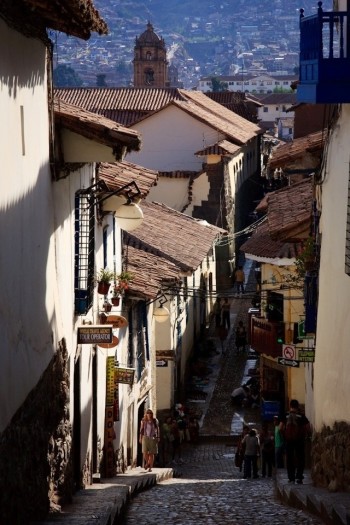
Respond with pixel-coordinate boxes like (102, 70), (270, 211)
(97, 268), (115, 295)
(112, 271), (134, 304)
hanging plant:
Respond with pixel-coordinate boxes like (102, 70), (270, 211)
(96, 268), (115, 295)
(113, 271), (134, 297)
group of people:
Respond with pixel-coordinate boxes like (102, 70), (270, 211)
(235, 399), (311, 484)
(139, 406), (200, 470)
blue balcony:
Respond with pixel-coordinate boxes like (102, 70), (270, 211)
(298, 2), (350, 103)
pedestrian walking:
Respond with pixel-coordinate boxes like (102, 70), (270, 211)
(139, 409), (160, 472)
(235, 320), (247, 354)
(234, 266), (245, 295)
(283, 399), (311, 484)
(235, 425), (250, 472)
(160, 416), (173, 465)
(242, 428), (260, 479)
(259, 422), (274, 477)
(213, 297), (222, 328)
(273, 415), (285, 469)
(221, 297), (231, 329)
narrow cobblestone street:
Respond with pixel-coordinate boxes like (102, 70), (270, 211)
(122, 441), (322, 525)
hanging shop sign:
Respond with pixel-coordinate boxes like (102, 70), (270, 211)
(104, 356), (117, 478)
(77, 326), (112, 344)
(115, 366), (135, 385)
(106, 315), (128, 328)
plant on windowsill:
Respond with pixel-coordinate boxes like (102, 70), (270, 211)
(97, 268), (115, 295)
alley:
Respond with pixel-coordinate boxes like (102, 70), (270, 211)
(121, 261), (323, 525)
(122, 441), (322, 525)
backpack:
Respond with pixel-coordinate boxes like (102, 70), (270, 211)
(284, 412), (303, 441)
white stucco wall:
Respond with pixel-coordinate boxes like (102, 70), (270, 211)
(147, 177), (190, 211)
(127, 105), (226, 171)
(313, 104), (350, 430)
(0, 21), (57, 431)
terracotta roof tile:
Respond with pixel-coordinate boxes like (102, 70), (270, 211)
(54, 98), (141, 155)
(195, 140), (240, 157)
(267, 178), (313, 242)
(205, 92), (258, 122)
(55, 87), (262, 143)
(268, 130), (325, 170)
(54, 87), (184, 126)
(124, 201), (225, 273)
(124, 245), (181, 299)
(98, 161), (158, 198)
(240, 220), (301, 262)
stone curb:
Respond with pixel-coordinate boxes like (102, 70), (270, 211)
(275, 471), (350, 525)
(31, 467), (173, 525)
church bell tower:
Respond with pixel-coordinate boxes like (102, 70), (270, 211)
(133, 22), (168, 87)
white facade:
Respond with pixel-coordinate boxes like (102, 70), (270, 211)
(127, 104), (223, 172)
(198, 74), (297, 94)
(0, 18), (57, 431)
(313, 104), (350, 430)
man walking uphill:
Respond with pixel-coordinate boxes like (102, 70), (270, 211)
(283, 399), (311, 484)
(234, 266), (245, 295)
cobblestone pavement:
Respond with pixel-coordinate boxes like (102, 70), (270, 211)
(122, 441), (323, 525)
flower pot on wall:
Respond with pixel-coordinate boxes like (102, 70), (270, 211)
(98, 281), (110, 295)
(111, 296), (120, 306)
(104, 302), (112, 312)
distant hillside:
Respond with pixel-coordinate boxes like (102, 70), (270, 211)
(53, 0), (332, 89)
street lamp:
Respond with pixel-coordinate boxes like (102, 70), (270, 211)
(153, 294), (170, 323)
(82, 180), (144, 233)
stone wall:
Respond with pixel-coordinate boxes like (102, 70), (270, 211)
(0, 339), (72, 523)
(311, 421), (350, 492)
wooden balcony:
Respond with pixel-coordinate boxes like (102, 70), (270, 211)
(298, 2), (350, 103)
(250, 316), (283, 358)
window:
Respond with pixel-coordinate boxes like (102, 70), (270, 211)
(146, 51), (152, 60)
(74, 192), (95, 315)
(276, 106), (279, 111)
(251, 81), (257, 85)
(128, 302), (150, 380)
(275, 81), (280, 85)
(263, 107), (268, 112)
(144, 68), (154, 85)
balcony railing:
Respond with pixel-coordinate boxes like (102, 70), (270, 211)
(250, 316), (283, 358)
(298, 2), (350, 103)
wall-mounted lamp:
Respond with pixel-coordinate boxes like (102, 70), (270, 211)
(153, 294), (170, 323)
(82, 180), (144, 233)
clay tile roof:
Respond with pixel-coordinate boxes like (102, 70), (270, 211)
(195, 140), (241, 157)
(3, 0), (108, 40)
(54, 87), (184, 126)
(268, 130), (325, 170)
(124, 201), (225, 273)
(177, 90), (262, 144)
(240, 220), (301, 264)
(54, 98), (141, 155)
(258, 93), (297, 105)
(125, 245), (181, 299)
(267, 178), (313, 242)
(98, 161), (158, 198)
(205, 92), (258, 123)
